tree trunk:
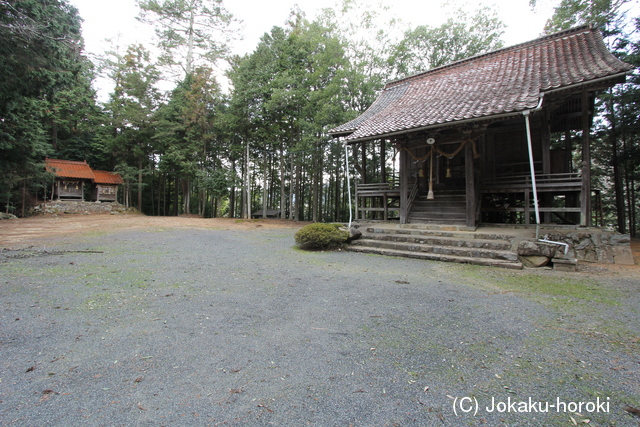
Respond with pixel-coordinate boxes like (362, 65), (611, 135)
(262, 155), (268, 218)
(186, 10), (195, 74)
(173, 175), (179, 216)
(182, 179), (190, 214)
(318, 148), (324, 222)
(294, 159), (301, 221)
(312, 142), (319, 222)
(138, 160), (143, 212)
(150, 161), (155, 216)
(229, 158), (236, 218)
(280, 145), (286, 219)
(607, 92), (626, 233)
(244, 140), (250, 219)
(21, 171), (26, 218)
(289, 154), (295, 220)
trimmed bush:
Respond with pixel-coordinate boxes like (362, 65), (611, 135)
(294, 223), (349, 251)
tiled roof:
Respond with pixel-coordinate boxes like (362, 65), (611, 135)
(45, 158), (95, 180)
(330, 26), (634, 142)
(93, 170), (124, 185)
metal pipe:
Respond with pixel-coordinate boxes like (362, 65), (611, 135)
(538, 238), (569, 255)
(523, 110), (541, 239)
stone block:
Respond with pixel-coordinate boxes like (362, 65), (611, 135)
(553, 258), (578, 272)
(520, 255), (550, 268)
(610, 234), (631, 245)
(517, 241), (560, 258)
(612, 245), (635, 265)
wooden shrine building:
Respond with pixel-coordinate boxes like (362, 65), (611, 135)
(93, 170), (124, 202)
(329, 26), (634, 228)
(45, 158), (95, 201)
(45, 158), (123, 202)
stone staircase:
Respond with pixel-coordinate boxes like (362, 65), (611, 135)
(408, 190), (466, 224)
(347, 224), (524, 269)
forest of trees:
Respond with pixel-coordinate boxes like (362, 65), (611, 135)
(1, 0), (638, 234)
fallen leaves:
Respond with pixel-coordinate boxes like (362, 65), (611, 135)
(40, 389), (58, 402)
(625, 406), (640, 417)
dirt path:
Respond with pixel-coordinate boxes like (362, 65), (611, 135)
(1, 218), (639, 426)
(0, 214), (310, 247)
(2, 214), (637, 277)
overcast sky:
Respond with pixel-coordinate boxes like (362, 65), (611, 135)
(67, 0), (555, 99)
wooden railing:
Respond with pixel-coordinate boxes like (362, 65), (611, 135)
(481, 173), (582, 192)
(355, 182), (401, 221)
(406, 180), (419, 216)
(480, 173), (584, 225)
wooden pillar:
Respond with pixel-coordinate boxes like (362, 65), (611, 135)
(541, 108), (552, 223)
(541, 109), (551, 174)
(399, 147), (408, 224)
(383, 193), (388, 221)
(524, 188), (531, 225)
(580, 88), (591, 227)
(564, 127), (572, 173)
(465, 141), (476, 228)
(361, 142), (367, 184)
(380, 139), (386, 183)
(381, 139), (387, 220)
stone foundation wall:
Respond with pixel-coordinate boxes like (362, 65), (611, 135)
(518, 230), (634, 266)
(34, 201), (136, 215)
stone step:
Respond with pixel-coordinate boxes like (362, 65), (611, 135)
(351, 238), (520, 262)
(408, 213), (466, 221)
(359, 232), (513, 251)
(345, 245), (523, 270)
(363, 226), (517, 242)
(408, 217), (466, 225)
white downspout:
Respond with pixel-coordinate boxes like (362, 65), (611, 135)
(538, 238), (569, 255)
(523, 99), (571, 256)
(523, 110), (541, 239)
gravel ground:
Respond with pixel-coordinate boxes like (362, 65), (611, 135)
(0, 224), (639, 426)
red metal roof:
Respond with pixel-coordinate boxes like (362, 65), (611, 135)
(93, 170), (124, 185)
(45, 158), (95, 180)
(330, 26), (634, 142)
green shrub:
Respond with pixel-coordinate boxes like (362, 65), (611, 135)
(294, 223), (349, 251)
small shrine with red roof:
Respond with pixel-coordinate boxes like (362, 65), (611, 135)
(45, 159), (124, 202)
